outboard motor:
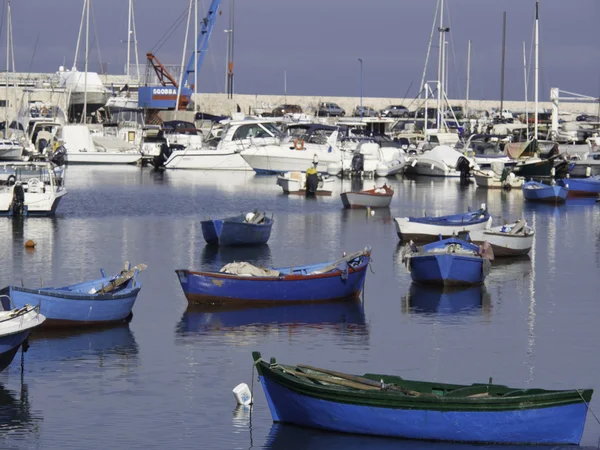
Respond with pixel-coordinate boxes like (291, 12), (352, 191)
(11, 183), (26, 216)
(456, 156), (472, 185)
(38, 138), (48, 154)
(351, 152), (364, 173)
(152, 143), (182, 170)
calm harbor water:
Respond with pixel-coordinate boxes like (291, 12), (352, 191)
(1, 166), (600, 449)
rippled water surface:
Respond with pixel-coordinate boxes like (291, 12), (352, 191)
(1, 166), (600, 449)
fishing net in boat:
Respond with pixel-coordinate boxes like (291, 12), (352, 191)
(219, 262), (280, 277)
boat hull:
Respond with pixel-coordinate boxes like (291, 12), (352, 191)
(259, 374), (588, 445)
(201, 218), (273, 246)
(408, 254), (485, 286)
(277, 175), (334, 195)
(395, 216), (492, 241)
(241, 149), (340, 174)
(341, 192), (392, 208)
(557, 177), (600, 197)
(164, 150), (251, 170)
(522, 183), (568, 203)
(0, 189), (66, 217)
(469, 230), (534, 257)
(5, 285), (140, 326)
(176, 265), (368, 304)
(0, 329), (31, 372)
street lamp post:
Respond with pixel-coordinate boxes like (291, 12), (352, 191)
(358, 58), (363, 118)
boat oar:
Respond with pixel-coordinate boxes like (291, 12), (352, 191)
(279, 366), (380, 391)
(97, 264), (147, 294)
(297, 364), (426, 397)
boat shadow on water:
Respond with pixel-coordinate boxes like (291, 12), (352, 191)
(401, 283), (492, 317)
(25, 324), (138, 370)
(175, 299), (369, 338)
(263, 424), (597, 450)
(199, 244), (272, 272)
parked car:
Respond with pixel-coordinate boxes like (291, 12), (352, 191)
(352, 106), (379, 117)
(445, 106), (464, 120)
(271, 104), (303, 116)
(380, 105), (409, 118)
(415, 107), (438, 119)
(316, 102), (345, 117)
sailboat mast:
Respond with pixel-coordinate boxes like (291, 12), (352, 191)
(500, 11), (506, 116)
(127, 0), (132, 79)
(82, 0), (90, 124)
(436, 0), (444, 130)
(5, 0), (10, 135)
(194, 0), (198, 112)
(523, 41), (529, 137)
(534, 0), (539, 140)
(465, 40), (471, 116)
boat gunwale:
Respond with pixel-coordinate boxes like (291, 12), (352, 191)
(7, 284), (141, 301)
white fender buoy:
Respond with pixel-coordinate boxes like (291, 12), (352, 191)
(232, 383), (252, 406)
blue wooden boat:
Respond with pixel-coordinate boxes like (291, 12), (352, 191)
(0, 304), (45, 372)
(522, 181), (568, 203)
(399, 237), (491, 286)
(176, 248), (371, 304)
(201, 211), (273, 246)
(0, 264), (145, 327)
(394, 205), (492, 242)
(253, 352), (593, 445)
(556, 176), (600, 197)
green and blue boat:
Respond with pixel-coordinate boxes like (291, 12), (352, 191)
(253, 352), (593, 445)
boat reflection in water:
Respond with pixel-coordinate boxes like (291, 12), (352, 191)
(176, 299), (368, 338)
(264, 423), (598, 450)
(26, 324), (138, 370)
(0, 382), (40, 437)
(402, 283), (491, 316)
(200, 244), (272, 272)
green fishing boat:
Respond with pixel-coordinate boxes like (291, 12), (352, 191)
(253, 352), (593, 445)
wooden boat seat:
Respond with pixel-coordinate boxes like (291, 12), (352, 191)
(508, 220), (525, 235)
(444, 385), (491, 398)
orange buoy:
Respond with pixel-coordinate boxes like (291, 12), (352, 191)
(24, 239), (36, 249)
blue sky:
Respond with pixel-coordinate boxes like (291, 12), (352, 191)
(7, 0), (600, 101)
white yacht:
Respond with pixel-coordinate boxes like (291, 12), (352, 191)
(404, 145), (478, 177)
(58, 125), (142, 164)
(0, 161), (66, 216)
(0, 140), (24, 161)
(157, 119), (259, 170)
(240, 124), (343, 174)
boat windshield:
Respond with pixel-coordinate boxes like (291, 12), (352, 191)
(0, 164), (54, 189)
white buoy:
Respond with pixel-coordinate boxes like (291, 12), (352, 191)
(233, 383), (252, 406)
(371, 210), (375, 216)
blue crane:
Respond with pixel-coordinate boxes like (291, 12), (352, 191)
(139, 0), (222, 110)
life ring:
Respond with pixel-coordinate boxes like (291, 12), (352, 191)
(40, 106), (49, 116)
(294, 139), (305, 150)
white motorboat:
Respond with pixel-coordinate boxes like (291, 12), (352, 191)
(158, 120), (250, 170)
(0, 161), (67, 216)
(340, 142), (406, 178)
(469, 220), (534, 257)
(404, 145), (478, 177)
(58, 125), (142, 165)
(474, 162), (524, 189)
(0, 303), (46, 372)
(394, 206), (492, 242)
(276, 171), (335, 195)
(474, 169), (524, 189)
(241, 127), (343, 174)
(0, 140), (24, 161)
